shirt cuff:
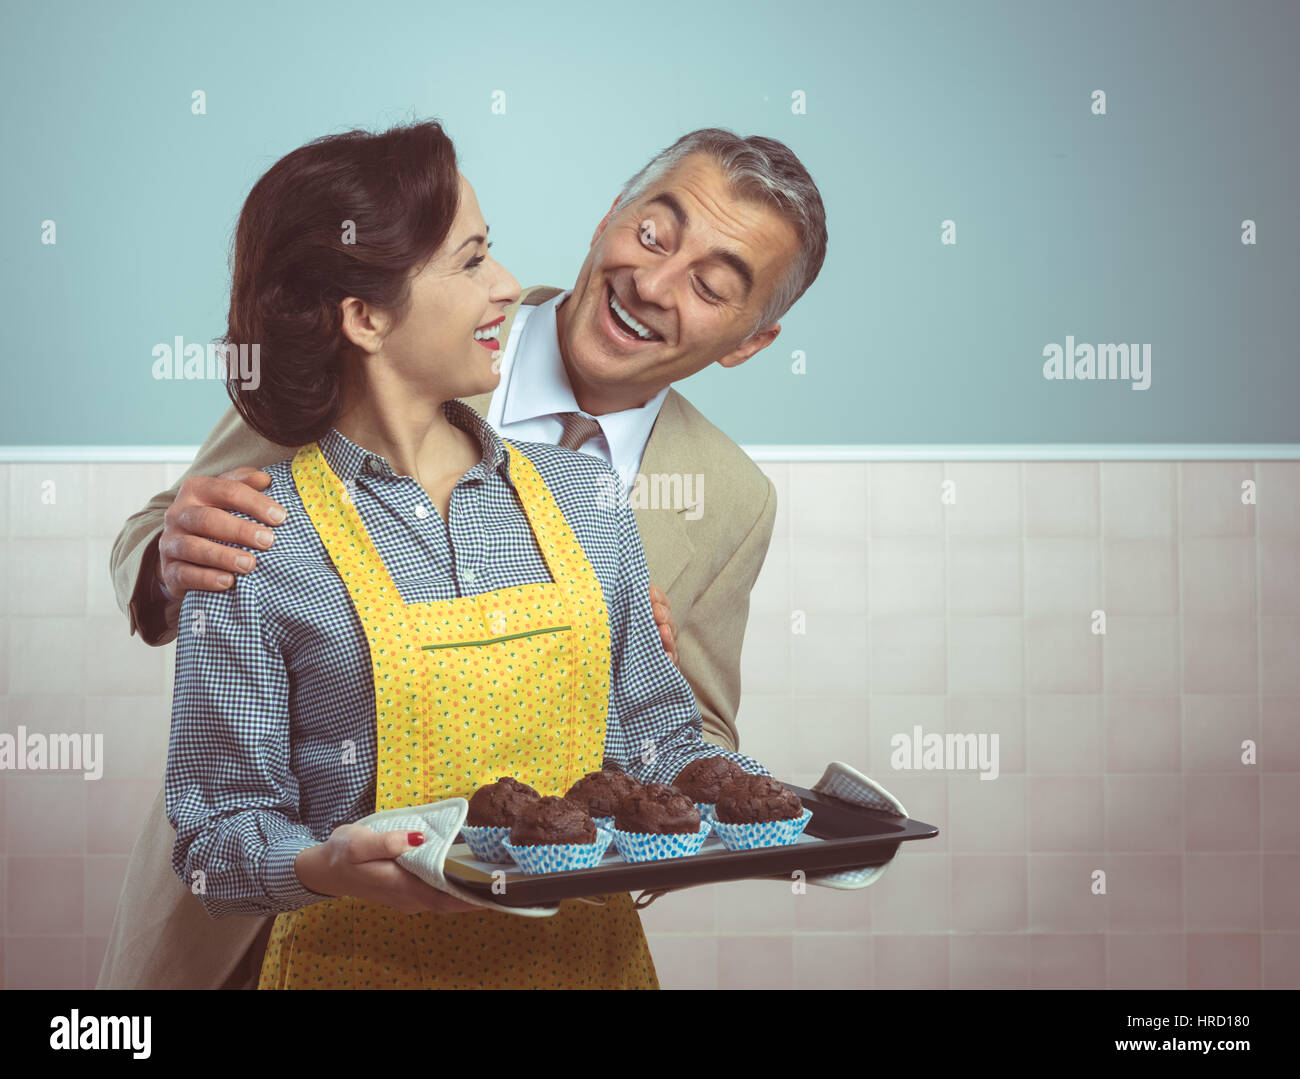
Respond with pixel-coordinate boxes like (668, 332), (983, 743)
(128, 538), (181, 646)
(264, 832), (336, 911)
(654, 747), (772, 787)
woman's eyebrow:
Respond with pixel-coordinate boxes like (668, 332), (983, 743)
(644, 194), (753, 297)
(453, 223), (490, 254)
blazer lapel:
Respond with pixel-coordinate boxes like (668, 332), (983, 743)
(633, 390), (695, 596)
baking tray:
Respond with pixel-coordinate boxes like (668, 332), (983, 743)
(443, 783), (939, 907)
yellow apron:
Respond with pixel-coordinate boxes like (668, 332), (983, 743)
(257, 440), (659, 989)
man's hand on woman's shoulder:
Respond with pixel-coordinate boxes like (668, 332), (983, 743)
(156, 466), (287, 603)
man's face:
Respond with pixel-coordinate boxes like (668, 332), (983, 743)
(557, 153), (801, 412)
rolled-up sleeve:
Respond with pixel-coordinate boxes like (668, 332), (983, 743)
(165, 554), (329, 918)
(601, 485), (771, 786)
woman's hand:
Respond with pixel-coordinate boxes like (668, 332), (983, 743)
(295, 825), (482, 915)
(649, 584), (679, 667)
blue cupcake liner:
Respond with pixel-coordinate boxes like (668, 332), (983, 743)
(501, 826), (615, 875)
(459, 823), (513, 863)
(610, 817), (713, 862)
(704, 806), (813, 850)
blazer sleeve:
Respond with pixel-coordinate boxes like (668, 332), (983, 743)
(675, 473), (778, 754)
(109, 403), (300, 647)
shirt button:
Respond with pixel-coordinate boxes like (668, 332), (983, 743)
(414, 504), (430, 519)
(461, 567), (477, 583)
(367, 457), (381, 473)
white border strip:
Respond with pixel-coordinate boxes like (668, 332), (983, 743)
(742, 444), (1300, 462)
(0, 446), (202, 463)
(0, 444), (1298, 463)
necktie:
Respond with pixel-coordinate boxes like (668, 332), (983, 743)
(557, 411), (603, 452)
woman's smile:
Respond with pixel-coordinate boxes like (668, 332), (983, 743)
(473, 315), (505, 350)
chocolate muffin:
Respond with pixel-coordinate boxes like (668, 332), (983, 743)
(465, 776), (541, 827)
(509, 796), (598, 846)
(715, 773), (803, 824)
(672, 756), (747, 804)
(565, 769), (642, 818)
(614, 782), (701, 835)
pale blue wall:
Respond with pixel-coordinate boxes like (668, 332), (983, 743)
(2, 0), (1296, 446)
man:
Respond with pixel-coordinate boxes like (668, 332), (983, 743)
(99, 127), (828, 989)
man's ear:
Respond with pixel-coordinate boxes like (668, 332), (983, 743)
(717, 322), (781, 369)
(590, 195), (622, 248)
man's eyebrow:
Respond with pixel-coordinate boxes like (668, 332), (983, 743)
(453, 223), (490, 255)
(645, 194), (754, 298)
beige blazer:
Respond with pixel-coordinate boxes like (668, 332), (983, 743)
(97, 285), (778, 989)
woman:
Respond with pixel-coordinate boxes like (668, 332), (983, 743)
(165, 119), (772, 990)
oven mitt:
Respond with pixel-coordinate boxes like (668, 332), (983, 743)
(805, 760), (907, 890)
(354, 797), (562, 919)
(631, 761), (907, 909)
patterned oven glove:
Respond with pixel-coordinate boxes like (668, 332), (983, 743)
(357, 798), (563, 919)
(805, 761), (908, 890)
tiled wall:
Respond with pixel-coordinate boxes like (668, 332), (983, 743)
(1, 459), (1296, 989)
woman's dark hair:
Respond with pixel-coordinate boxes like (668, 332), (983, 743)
(219, 119), (460, 446)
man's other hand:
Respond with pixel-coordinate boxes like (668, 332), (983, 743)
(649, 584), (679, 667)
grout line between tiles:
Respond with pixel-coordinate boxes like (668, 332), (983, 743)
(1254, 462), (1264, 953)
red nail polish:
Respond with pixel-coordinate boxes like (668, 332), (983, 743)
(407, 831), (425, 846)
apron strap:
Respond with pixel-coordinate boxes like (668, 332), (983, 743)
(500, 444), (602, 599)
(291, 442), (405, 618)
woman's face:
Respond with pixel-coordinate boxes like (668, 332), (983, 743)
(372, 173), (520, 401)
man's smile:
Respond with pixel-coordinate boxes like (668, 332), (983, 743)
(599, 280), (666, 350)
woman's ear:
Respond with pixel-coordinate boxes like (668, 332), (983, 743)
(339, 297), (389, 355)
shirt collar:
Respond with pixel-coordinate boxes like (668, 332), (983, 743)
(500, 289), (670, 485)
(317, 397), (516, 491)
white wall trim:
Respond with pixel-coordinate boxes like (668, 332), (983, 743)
(0, 446), (202, 463)
(741, 444), (1300, 462)
(2, 443), (1298, 464)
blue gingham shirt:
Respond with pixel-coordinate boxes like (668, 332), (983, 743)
(166, 397), (770, 918)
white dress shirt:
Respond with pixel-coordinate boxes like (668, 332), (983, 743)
(485, 289), (670, 497)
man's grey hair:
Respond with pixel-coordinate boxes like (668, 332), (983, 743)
(614, 128), (828, 333)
